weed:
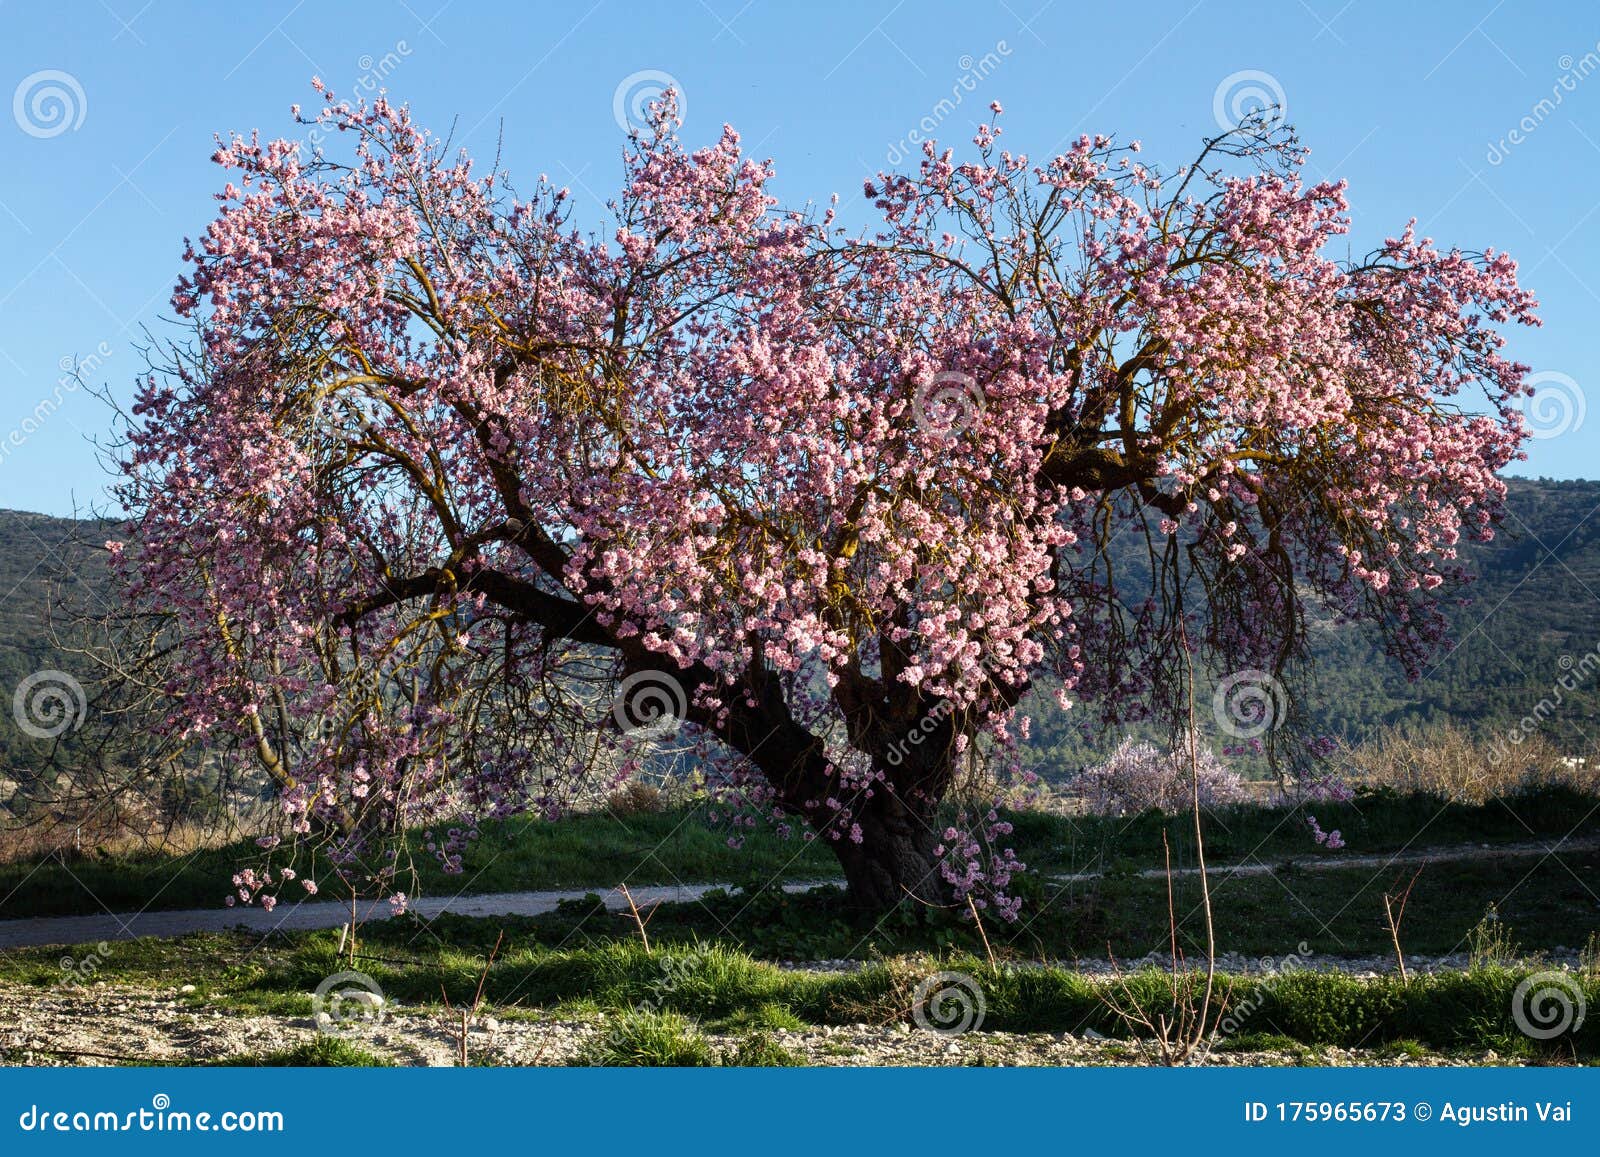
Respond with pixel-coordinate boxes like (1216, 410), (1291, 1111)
(577, 1010), (714, 1067)
(1467, 904), (1521, 971)
(218, 1037), (393, 1067)
(723, 1032), (804, 1067)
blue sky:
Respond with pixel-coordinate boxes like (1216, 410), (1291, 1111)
(1, 0), (1597, 517)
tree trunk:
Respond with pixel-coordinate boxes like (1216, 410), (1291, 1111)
(700, 660), (959, 915)
(826, 787), (952, 913)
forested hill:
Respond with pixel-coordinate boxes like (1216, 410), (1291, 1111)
(1300, 476), (1600, 746)
(2, 477), (1598, 777)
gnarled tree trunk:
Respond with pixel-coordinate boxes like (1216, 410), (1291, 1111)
(828, 786), (950, 912)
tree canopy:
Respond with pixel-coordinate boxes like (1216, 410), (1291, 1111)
(110, 86), (1538, 914)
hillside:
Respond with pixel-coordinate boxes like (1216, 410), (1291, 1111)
(1303, 477), (1600, 745)
(2, 478), (1598, 783)
(0, 510), (111, 777)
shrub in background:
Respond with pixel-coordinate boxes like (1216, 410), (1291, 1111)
(1072, 738), (1246, 817)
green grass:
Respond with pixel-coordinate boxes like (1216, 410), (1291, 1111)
(213, 1037), (394, 1067)
(724, 1031), (806, 1067)
(1011, 783), (1600, 877)
(5, 784), (1592, 921)
(9, 844), (1594, 1002)
(8, 929), (1593, 1061)
(577, 1010), (715, 1067)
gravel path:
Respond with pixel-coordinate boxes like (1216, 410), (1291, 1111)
(2, 835), (1593, 950)
(0, 981), (1516, 1068)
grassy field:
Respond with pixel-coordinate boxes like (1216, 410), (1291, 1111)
(9, 847), (1597, 987)
(7, 838), (1600, 1002)
(6, 783), (1599, 1065)
(4, 919), (1595, 1062)
(3, 784), (1594, 921)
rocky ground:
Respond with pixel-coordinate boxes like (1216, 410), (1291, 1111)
(0, 980), (1518, 1068)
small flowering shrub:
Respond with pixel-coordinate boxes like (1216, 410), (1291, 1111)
(1073, 738), (1247, 817)
(1292, 771), (1356, 804)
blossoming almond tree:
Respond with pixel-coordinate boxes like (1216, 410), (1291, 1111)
(110, 86), (1537, 915)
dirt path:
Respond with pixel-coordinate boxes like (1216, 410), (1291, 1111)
(0, 881), (822, 950)
(1, 836), (1593, 950)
